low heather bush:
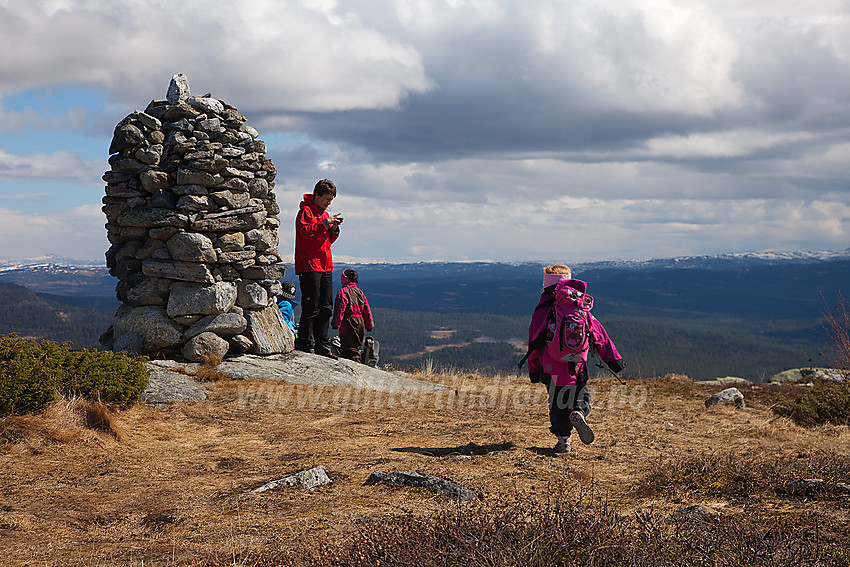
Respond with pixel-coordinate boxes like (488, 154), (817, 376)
(636, 450), (850, 500)
(0, 334), (149, 416)
(311, 486), (849, 567)
(773, 381), (850, 427)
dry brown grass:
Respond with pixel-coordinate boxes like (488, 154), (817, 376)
(189, 352), (229, 382)
(0, 395), (122, 447)
(0, 373), (848, 566)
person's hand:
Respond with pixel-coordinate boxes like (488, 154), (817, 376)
(329, 213), (343, 227)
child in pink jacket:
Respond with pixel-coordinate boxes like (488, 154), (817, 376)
(527, 264), (625, 453)
(332, 269), (374, 363)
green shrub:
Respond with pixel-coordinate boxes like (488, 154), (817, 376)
(0, 335), (64, 415)
(61, 348), (150, 403)
(773, 381), (850, 427)
(0, 335), (149, 416)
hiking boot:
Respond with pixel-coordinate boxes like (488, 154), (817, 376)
(569, 411), (595, 445)
(553, 436), (572, 454)
(317, 350), (338, 360)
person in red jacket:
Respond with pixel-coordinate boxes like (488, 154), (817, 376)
(294, 179), (343, 357)
(332, 269), (375, 362)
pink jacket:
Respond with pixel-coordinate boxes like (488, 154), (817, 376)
(332, 271), (374, 332)
(527, 279), (622, 386)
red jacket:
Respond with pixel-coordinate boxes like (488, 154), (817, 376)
(294, 194), (339, 273)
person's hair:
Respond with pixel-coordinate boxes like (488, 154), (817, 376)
(313, 179), (337, 197)
(543, 264), (571, 276)
(343, 268), (358, 283)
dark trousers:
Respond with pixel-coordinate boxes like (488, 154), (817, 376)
(339, 317), (366, 362)
(297, 270), (334, 354)
(541, 367), (591, 436)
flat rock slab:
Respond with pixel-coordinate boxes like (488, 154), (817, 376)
(141, 363), (209, 406)
(699, 376), (751, 387)
(769, 367), (846, 384)
(365, 470), (478, 501)
(214, 352), (449, 393)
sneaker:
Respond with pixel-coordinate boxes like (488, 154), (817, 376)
(569, 411), (595, 445)
(553, 436), (572, 453)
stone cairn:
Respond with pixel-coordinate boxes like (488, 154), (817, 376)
(99, 74), (294, 361)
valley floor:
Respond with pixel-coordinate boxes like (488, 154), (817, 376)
(1, 373), (848, 565)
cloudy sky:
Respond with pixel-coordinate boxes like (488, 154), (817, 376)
(0, 0), (848, 264)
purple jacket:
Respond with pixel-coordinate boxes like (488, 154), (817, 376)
(527, 279), (623, 386)
(332, 271), (374, 332)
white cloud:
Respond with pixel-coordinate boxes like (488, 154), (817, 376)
(1, 0), (850, 262)
(0, 102), (90, 134)
(389, 0), (745, 116)
(0, 148), (101, 184)
(643, 130), (817, 159)
(0, 204), (104, 260)
(0, 0), (433, 112)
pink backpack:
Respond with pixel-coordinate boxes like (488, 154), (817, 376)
(544, 279), (594, 363)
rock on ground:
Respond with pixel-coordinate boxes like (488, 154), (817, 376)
(214, 351), (449, 392)
(705, 387), (745, 409)
(364, 470), (478, 501)
(141, 363), (209, 406)
(140, 353), (446, 406)
(250, 466), (332, 493)
(699, 376), (751, 387)
(768, 367), (846, 384)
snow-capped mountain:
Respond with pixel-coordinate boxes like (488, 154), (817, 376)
(571, 248), (850, 272)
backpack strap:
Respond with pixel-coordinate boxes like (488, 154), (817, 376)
(518, 296), (555, 368)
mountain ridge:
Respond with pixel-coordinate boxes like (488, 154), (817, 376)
(3, 247), (850, 276)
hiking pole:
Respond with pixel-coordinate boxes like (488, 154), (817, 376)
(595, 361), (627, 385)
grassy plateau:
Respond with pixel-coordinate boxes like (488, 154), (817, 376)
(1, 368), (849, 566)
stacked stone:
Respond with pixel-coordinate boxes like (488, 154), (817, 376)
(100, 74), (293, 361)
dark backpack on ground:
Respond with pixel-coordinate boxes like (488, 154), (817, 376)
(361, 336), (380, 367)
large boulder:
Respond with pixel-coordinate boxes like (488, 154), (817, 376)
(142, 259), (215, 283)
(166, 232), (217, 263)
(245, 304), (294, 354)
(119, 276), (172, 306)
(237, 281), (268, 309)
(166, 73), (191, 104)
(184, 312), (248, 340)
(167, 281), (237, 318)
(112, 306), (184, 353)
(182, 331), (230, 362)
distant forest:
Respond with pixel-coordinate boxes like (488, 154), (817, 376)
(345, 260), (840, 380)
(0, 281), (114, 348)
(369, 307), (822, 381)
(1, 256), (845, 381)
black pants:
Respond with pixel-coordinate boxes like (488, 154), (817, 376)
(541, 367), (591, 436)
(297, 270), (334, 354)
